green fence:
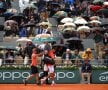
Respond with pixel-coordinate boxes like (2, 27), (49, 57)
(92, 70), (108, 84)
(0, 69), (80, 84)
(0, 69), (108, 84)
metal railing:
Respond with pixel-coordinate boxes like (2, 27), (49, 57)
(0, 58), (108, 67)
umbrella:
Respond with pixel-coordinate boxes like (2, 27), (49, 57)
(63, 27), (75, 32)
(7, 8), (17, 14)
(24, 23), (36, 27)
(77, 26), (90, 32)
(0, 46), (5, 50)
(4, 20), (18, 26)
(93, 0), (104, 4)
(90, 27), (103, 31)
(53, 43), (67, 48)
(97, 9), (108, 18)
(61, 17), (73, 23)
(51, 2), (60, 7)
(104, 2), (108, 6)
(63, 22), (76, 28)
(24, 3), (37, 9)
(74, 19), (88, 24)
(53, 11), (68, 18)
(63, 8), (71, 12)
(35, 34), (51, 38)
(3, 12), (14, 17)
(89, 20), (101, 24)
(9, 13), (26, 20)
(32, 37), (56, 43)
(90, 16), (100, 20)
(66, 37), (82, 43)
(16, 37), (32, 43)
(39, 22), (52, 26)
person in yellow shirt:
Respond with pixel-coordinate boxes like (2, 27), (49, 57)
(82, 48), (93, 61)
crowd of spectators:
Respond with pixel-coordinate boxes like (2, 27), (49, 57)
(0, 0), (108, 67)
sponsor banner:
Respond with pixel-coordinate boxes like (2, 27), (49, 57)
(0, 70), (80, 84)
(92, 70), (108, 84)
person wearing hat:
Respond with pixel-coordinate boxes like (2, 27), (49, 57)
(82, 48), (93, 62)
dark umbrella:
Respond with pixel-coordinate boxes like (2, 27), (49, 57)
(66, 37), (83, 50)
(53, 43), (68, 56)
(9, 14), (26, 20)
(24, 23), (36, 27)
(66, 37), (82, 43)
(97, 8), (108, 18)
(62, 8), (71, 12)
(51, 2), (60, 7)
(3, 12), (14, 17)
(53, 43), (68, 48)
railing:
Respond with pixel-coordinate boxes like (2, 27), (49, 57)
(0, 58), (108, 67)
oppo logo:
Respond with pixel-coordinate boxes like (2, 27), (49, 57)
(0, 72), (30, 80)
(0, 71), (75, 81)
(99, 72), (108, 82)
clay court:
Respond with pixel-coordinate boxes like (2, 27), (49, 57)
(0, 84), (108, 90)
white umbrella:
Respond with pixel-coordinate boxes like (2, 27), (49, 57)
(77, 26), (90, 32)
(90, 16), (100, 20)
(89, 20), (101, 24)
(61, 17), (73, 23)
(63, 27), (75, 32)
(39, 22), (52, 26)
(35, 34), (51, 38)
(63, 22), (76, 28)
(7, 8), (17, 14)
(104, 2), (108, 6)
(16, 37), (32, 43)
(74, 19), (88, 24)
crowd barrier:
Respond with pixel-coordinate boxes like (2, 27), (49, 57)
(0, 58), (108, 84)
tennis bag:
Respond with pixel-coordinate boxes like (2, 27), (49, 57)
(43, 56), (55, 65)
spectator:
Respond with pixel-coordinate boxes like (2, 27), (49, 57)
(81, 58), (92, 84)
(71, 49), (82, 65)
(61, 49), (72, 65)
(93, 30), (103, 58)
(42, 25), (49, 34)
(44, 42), (52, 52)
(102, 49), (108, 66)
(5, 50), (14, 64)
(103, 33), (108, 49)
(24, 41), (36, 63)
(35, 25), (44, 35)
(0, 51), (3, 66)
(19, 26), (27, 37)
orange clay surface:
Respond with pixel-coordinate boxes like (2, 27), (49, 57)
(0, 84), (108, 90)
